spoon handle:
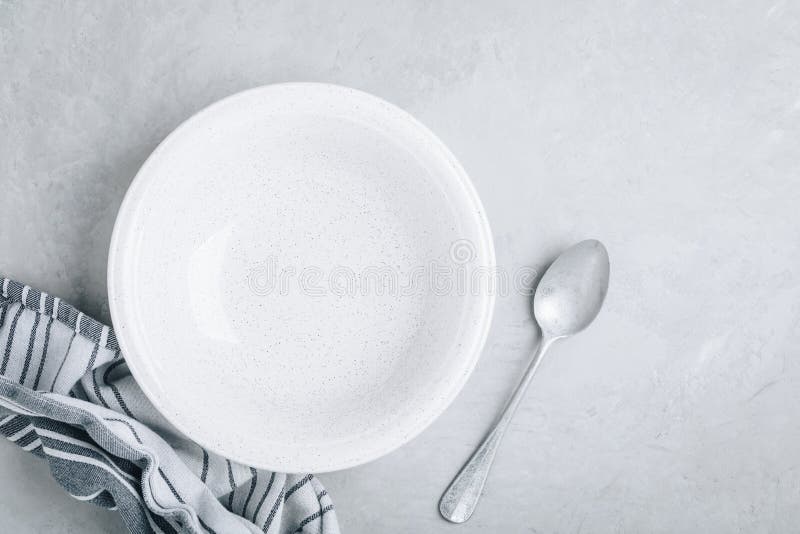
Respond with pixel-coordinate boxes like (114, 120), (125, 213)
(439, 336), (555, 523)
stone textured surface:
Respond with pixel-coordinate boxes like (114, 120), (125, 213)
(2, 1), (800, 532)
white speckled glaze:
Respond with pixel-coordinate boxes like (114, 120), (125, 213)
(108, 83), (495, 473)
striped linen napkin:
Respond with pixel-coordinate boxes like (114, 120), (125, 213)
(0, 277), (339, 534)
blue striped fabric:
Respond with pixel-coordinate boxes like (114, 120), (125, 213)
(0, 278), (339, 534)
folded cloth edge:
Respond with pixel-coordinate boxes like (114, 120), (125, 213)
(0, 277), (339, 534)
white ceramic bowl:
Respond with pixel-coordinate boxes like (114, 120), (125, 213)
(108, 83), (494, 472)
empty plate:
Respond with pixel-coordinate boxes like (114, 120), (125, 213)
(108, 83), (495, 472)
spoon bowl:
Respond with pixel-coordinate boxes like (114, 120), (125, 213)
(533, 239), (610, 339)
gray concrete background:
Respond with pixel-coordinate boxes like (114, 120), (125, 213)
(2, 1), (800, 532)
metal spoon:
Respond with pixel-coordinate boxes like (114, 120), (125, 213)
(439, 239), (610, 523)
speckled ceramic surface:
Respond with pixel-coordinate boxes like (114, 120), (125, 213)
(107, 83), (495, 473)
